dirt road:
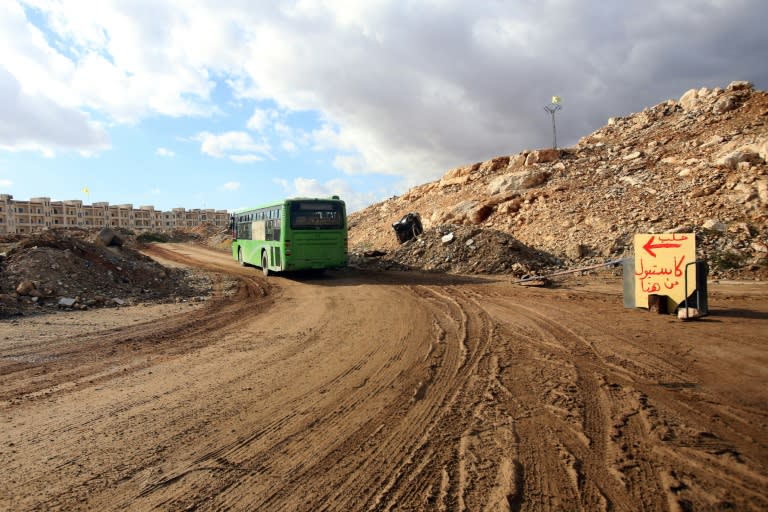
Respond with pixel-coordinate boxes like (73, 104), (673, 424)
(1, 243), (766, 511)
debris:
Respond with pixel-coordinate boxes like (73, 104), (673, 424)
(58, 297), (77, 307)
(392, 213), (424, 244)
(677, 307), (702, 320)
(0, 228), (216, 318)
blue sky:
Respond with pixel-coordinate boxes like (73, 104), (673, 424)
(1, 1), (766, 213)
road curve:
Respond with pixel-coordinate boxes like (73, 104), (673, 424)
(1, 242), (766, 511)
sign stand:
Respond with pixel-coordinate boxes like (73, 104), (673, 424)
(626, 233), (705, 315)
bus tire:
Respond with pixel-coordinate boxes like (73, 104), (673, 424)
(238, 247), (245, 266)
(262, 251), (270, 277)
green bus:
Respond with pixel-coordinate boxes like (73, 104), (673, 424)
(230, 196), (348, 275)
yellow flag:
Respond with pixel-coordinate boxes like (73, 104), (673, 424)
(552, 96), (562, 104)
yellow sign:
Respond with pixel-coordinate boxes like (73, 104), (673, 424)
(633, 233), (696, 309)
(552, 96), (561, 104)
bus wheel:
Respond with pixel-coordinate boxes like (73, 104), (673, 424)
(238, 248), (245, 266)
(262, 252), (270, 277)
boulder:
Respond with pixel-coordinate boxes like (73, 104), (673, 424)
(678, 88), (700, 110)
(477, 156), (510, 176)
(712, 94), (739, 114)
(506, 153), (528, 170)
(525, 149), (560, 165)
(726, 80), (753, 92)
(488, 169), (551, 195)
(716, 149), (763, 169)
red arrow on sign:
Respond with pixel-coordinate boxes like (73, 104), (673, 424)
(642, 235), (681, 257)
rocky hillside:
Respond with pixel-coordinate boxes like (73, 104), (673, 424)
(348, 81), (768, 279)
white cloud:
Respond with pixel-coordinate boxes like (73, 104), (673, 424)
(156, 147), (175, 157)
(220, 181), (240, 191)
(3, 0), (767, 195)
(0, 66), (110, 155)
(229, 155), (264, 164)
(275, 176), (379, 212)
(246, 108), (269, 132)
(195, 131), (271, 162)
(0, 179), (12, 187)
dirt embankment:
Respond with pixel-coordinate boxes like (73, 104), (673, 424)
(1, 243), (766, 511)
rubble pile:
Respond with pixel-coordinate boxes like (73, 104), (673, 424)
(352, 224), (559, 275)
(349, 81), (768, 279)
(0, 229), (212, 317)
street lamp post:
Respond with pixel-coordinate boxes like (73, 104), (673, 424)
(544, 96), (562, 150)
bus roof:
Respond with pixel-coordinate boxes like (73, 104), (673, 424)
(232, 196), (344, 215)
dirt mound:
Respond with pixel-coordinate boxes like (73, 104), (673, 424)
(352, 224), (559, 276)
(0, 230), (212, 317)
(349, 81), (768, 279)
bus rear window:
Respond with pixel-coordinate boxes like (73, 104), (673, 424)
(290, 202), (344, 229)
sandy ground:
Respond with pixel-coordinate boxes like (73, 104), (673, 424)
(1, 243), (766, 511)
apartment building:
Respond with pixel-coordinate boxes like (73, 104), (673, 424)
(0, 195), (229, 235)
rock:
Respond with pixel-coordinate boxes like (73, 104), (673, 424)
(478, 156), (510, 175)
(620, 176), (642, 187)
(727, 80), (753, 92)
(702, 219), (726, 232)
(623, 151), (642, 161)
(439, 175), (470, 188)
(488, 169), (551, 195)
(565, 243), (589, 259)
(678, 88), (700, 110)
(525, 149), (560, 165)
(712, 95), (739, 114)
(690, 183), (720, 198)
(506, 153), (528, 169)
(441, 233), (455, 244)
(58, 297), (77, 307)
(440, 163), (478, 187)
(16, 280), (36, 296)
(677, 307), (701, 320)
(756, 180), (768, 204)
(716, 149), (763, 169)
